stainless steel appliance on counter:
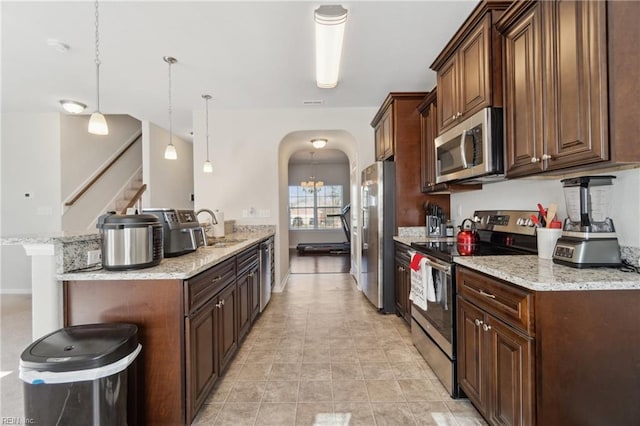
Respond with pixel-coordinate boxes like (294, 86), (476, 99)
(409, 209), (538, 398)
(143, 208), (207, 257)
(435, 107), (504, 184)
(259, 238), (273, 312)
(361, 161), (396, 312)
(96, 212), (163, 270)
(553, 175), (622, 268)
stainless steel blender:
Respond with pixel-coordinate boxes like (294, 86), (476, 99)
(553, 175), (621, 268)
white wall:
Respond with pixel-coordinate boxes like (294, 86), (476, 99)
(192, 107), (377, 291)
(451, 168), (640, 248)
(61, 114), (142, 231)
(1, 113), (62, 293)
(288, 160), (351, 248)
(61, 115), (141, 198)
(142, 121), (194, 209)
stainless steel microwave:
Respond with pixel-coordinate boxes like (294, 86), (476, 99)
(435, 107), (504, 184)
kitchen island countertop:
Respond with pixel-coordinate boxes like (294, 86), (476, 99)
(455, 255), (639, 292)
(59, 231), (274, 281)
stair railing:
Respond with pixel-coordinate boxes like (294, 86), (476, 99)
(64, 130), (142, 208)
(120, 184), (147, 214)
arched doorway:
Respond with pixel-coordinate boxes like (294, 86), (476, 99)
(276, 130), (360, 291)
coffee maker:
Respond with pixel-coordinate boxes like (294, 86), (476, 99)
(553, 175), (621, 268)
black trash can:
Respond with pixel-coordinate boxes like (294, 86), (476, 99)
(20, 323), (141, 425)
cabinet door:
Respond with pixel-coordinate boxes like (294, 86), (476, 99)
(458, 15), (491, 118)
(394, 259), (407, 320)
(544, 0), (608, 170)
(217, 283), (238, 373)
(420, 101), (438, 191)
(503, 3), (545, 177)
(186, 299), (218, 423)
(487, 315), (534, 426)
(438, 56), (459, 132)
(374, 121), (385, 160)
(237, 271), (251, 342)
(457, 297), (489, 417)
(382, 109), (393, 159)
(249, 263), (260, 323)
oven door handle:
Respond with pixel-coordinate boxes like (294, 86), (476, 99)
(425, 258), (451, 274)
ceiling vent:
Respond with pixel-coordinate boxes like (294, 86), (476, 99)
(303, 99), (324, 106)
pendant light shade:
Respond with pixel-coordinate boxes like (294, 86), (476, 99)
(88, 0), (108, 135)
(202, 94), (213, 173)
(163, 56), (178, 160)
(88, 112), (109, 135)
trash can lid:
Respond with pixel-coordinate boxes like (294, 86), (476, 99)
(20, 323), (139, 372)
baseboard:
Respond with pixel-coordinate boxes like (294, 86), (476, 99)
(0, 289), (32, 295)
(272, 270), (290, 293)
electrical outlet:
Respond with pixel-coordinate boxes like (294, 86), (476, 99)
(87, 250), (102, 265)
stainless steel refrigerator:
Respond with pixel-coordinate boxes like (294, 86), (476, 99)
(361, 161), (396, 312)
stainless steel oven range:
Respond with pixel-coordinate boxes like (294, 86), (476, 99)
(409, 209), (539, 398)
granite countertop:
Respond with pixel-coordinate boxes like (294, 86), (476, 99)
(455, 255), (640, 292)
(1, 231), (100, 245)
(58, 231), (274, 281)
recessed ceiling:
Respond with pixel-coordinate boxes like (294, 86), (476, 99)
(1, 1), (477, 141)
(289, 148), (348, 165)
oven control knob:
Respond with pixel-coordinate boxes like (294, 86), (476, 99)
(516, 218), (523, 226)
(526, 218), (534, 227)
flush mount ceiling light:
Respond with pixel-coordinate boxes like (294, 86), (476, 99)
(59, 100), (87, 114)
(311, 138), (327, 149)
(88, 0), (108, 135)
(163, 56), (178, 160)
(301, 151), (324, 193)
(314, 5), (348, 89)
(202, 94), (213, 173)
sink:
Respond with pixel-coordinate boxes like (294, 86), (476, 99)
(206, 238), (247, 248)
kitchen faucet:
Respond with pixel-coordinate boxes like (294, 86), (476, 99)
(195, 209), (218, 225)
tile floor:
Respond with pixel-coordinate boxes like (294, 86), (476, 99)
(192, 273), (486, 425)
(0, 272), (486, 425)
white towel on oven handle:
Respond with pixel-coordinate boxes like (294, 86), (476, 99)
(409, 251), (435, 310)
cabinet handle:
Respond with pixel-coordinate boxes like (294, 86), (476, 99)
(531, 157), (540, 163)
(479, 289), (496, 299)
(399, 266), (405, 272)
(542, 154), (553, 161)
(474, 319), (483, 327)
(221, 299), (225, 306)
(211, 276), (222, 284)
(482, 324), (492, 332)
(456, 112), (462, 118)
(215, 301), (223, 308)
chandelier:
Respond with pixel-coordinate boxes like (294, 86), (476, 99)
(301, 151), (324, 193)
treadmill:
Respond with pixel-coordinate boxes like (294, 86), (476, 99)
(296, 204), (350, 255)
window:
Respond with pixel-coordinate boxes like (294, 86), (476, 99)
(289, 185), (343, 230)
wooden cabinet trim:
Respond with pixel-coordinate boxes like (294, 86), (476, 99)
(431, 0), (512, 71)
(457, 267), (534, 335)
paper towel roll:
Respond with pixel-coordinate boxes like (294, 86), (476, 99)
(212, 210), (225, 237)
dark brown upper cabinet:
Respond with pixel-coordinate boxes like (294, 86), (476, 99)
(497, 0), (640, 178)
(430, 1), (511, 134)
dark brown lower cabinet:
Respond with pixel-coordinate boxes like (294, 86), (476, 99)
(64, 242), (268, 426)
(186, 296), (218, 422)
(457, 266), (640, 426)
(217, 282), (238, 374)
(394, 242), (411, 323)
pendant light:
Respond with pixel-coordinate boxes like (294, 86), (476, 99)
(301, 151), (324, 193)
(163, 56), (178, 160)
(88, 0), (108, 135)
(202, 94), (213, 173)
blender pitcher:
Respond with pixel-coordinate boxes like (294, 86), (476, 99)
(561, 175), (616, 234)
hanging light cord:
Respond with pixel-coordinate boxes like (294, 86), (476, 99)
(94, 0), (101, 113)
(205, 97), (210, 160)
(168, 59), (173, 145)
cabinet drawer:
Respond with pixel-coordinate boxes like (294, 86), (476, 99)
(457, 267), (534, 334)
(395, 242), (412, 264)
(185, 257), (236, 314)
(236, 245), (259, 274)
